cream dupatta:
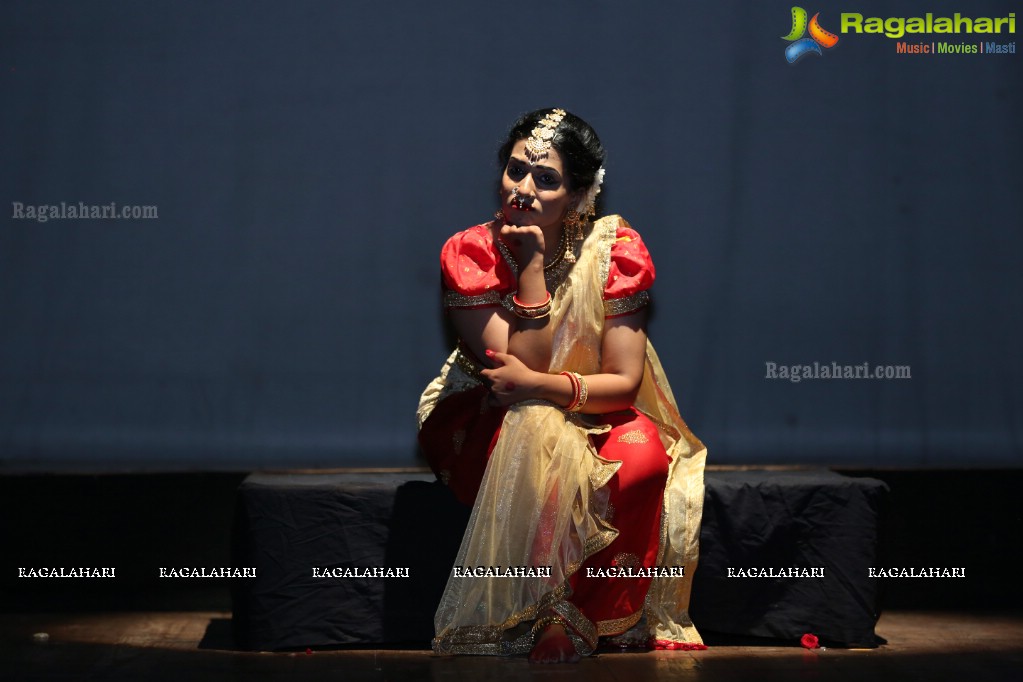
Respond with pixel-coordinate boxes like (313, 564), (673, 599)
(417, 215), (707, 654)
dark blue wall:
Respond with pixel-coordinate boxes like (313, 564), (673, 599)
(1, 0), (1019, 470)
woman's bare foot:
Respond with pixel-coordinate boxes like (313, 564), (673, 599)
(529, 622), (580, 664)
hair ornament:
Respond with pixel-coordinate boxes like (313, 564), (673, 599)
(524, 108), (567, 163)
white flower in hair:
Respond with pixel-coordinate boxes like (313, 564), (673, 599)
(576, 166), (605, 215)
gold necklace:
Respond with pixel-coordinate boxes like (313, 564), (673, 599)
(543, 228), (567, 272)
(490, 218), (567, 273)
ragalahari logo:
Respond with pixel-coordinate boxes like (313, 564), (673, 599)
(783, 7), (840, 63)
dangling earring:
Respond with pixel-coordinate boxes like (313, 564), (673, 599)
(563, 209), (585, 263)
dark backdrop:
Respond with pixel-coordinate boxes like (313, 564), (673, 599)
(1, 0), (1019, 471)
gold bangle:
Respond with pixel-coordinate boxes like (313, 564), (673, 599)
(569, 373), (588, 412)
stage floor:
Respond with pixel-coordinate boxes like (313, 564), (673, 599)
(2, 611), (1020, 681)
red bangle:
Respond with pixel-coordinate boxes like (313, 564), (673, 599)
(511, 291), (553, 320)
(511, 292), (552, 308)
(560, 371), (581, 411)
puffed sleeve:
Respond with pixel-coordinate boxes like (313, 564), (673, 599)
(440, 225), (515, 309)
(604, 223), (655, 318)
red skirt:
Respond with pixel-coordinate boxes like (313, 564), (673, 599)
(419, 390), (669, 636)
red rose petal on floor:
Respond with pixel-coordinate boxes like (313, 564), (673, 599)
(800, 633), (820, 649)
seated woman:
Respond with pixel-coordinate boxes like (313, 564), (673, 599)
(417, 108), (707, 663)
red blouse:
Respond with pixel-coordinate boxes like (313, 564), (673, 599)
(440, 221), (654, 318)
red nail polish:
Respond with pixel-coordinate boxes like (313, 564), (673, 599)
(485, 349), (494, 358)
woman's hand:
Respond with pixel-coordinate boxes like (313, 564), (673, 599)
(497, 222), (545, 270)
(481, 349), (542, 406)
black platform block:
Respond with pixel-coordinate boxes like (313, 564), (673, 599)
(231, 469), (887, 650)
(688, 470), (889, 647)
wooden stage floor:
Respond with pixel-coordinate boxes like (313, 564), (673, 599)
(2, 610), (1021, 681)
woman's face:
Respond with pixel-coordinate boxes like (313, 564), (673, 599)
(499, 138), (580, 230)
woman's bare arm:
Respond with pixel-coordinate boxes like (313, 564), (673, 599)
(449, 247), (554, 372)
(481, 308), (649, 412)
